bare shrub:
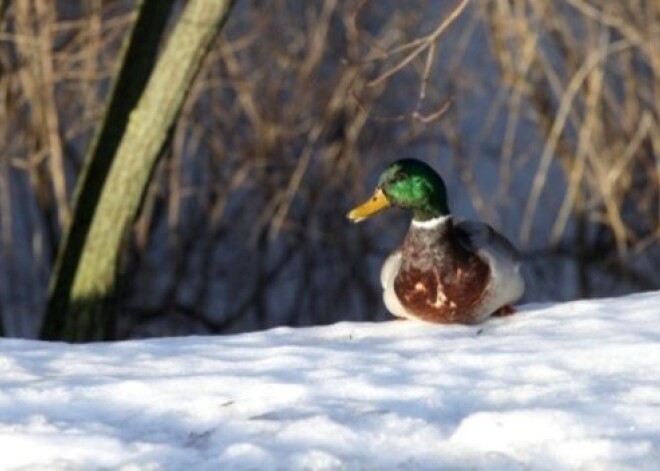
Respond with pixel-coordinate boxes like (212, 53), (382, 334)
(0, 0), (658, 337)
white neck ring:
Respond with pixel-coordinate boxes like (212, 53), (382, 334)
(411, 215), (451, 229)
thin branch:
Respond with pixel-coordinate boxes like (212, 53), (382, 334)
(367, 0), (470, 88)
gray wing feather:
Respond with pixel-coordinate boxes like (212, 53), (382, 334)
(455, 219), (522, 264)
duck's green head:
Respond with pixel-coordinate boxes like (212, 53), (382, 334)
(348, 159), (450, 223)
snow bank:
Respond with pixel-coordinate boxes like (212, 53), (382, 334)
(1, 291), (659, 470)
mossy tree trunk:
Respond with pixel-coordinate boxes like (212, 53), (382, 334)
(41, 0), (176, 341)
(0, 0), (8, 338)
(42, 0), (236, 342)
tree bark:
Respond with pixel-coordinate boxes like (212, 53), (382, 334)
(42, 0), (236, 341)
(41, 0), (176, 340)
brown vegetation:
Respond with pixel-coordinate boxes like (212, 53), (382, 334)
(0, 0), (658, 337)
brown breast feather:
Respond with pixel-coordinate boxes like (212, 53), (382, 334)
(393, 222), (490, 324)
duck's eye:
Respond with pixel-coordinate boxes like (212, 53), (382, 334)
(391, 173), (406, 183)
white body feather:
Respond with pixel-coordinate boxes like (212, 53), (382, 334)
(380, 217), (524, 322)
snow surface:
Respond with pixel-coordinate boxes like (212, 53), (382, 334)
(1, 292), (660, 470)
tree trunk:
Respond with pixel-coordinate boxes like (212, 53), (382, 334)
(42, 0), (236, 342)
(41, 0), (176, 340)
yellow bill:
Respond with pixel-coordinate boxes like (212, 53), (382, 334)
(347, 188), (391, 223)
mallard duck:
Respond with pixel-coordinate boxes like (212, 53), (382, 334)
(347, 159), (524, 324)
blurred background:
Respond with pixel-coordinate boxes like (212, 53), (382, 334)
(0, 0), (659, 338)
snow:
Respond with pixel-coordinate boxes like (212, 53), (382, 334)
(1, 292), (660, 470)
